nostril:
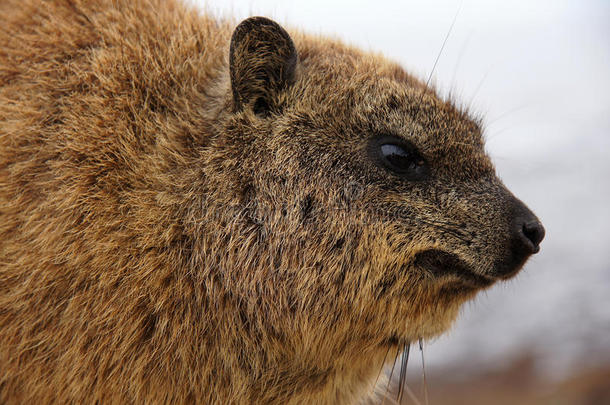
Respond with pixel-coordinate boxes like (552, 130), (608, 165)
(521, 221), (545, 253)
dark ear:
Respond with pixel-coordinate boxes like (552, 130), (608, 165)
(229, 17), (297, 116)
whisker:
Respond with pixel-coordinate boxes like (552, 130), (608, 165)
(374, 345), (391, 388)
(449, 31), (473, 92)
(485, 104), (530, 128)
(419, 338), (429, 405)
(410, 1), (463, 142)
(397, 348), (405, 403)
(486, 125), (519, 142)
(397, 342), (410, 405)
(382, 345), (401, 404)
(423, 2), (462, 93)
(467, 67), (491, 110)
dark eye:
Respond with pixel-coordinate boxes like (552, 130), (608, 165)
(380, 143), (419, 170)
(369, 136), (429, 180)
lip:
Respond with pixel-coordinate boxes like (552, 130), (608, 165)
(413, 249), (495, 288)
(488, 236), (534, 279)
(491, 254), (529, 280)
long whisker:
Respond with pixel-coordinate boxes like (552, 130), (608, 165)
(411, 1), (463, 135)
(397, 342), (411, 404)
(467, 67), (491, 109)
(485, 103), (530, 128)
(382, 345), (400, 404)
(374, 345), (391, 388)
(423, 2), (462, 93)
(449, 31), (473, 92)
(419, 338), (429, 405)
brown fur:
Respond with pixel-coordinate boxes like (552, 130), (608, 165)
(0, 1), (543, 403)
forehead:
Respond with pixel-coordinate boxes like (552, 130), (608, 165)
(290, 43), (495, 177)
(299, 50), (483, 135)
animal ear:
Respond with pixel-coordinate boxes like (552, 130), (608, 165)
(229, 16), (298, 116)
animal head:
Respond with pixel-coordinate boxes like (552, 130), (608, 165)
(205, 17), (544, 354)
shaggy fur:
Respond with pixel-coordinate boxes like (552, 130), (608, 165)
(0, 0), (544, 403)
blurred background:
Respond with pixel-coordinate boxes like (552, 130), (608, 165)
(199, 0), (610, 403)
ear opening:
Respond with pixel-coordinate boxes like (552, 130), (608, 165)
(229, 16), (298, 116)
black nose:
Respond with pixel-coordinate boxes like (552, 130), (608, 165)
(511, 194), (545, 255)
(518, 219), (545, 253)
(494, 196), (545, 278)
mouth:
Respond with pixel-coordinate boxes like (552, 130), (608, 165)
(413, 249), (495, 288)
(489, 239), (532, 280)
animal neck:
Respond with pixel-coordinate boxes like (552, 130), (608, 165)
(208, 324), (390, 404)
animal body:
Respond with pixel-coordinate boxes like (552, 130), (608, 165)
(0, 0), (544, 403)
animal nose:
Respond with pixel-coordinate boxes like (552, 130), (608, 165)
(517, 218), (545, 253)
(493, 195), (545, 278)
(510, 194), (545, 255)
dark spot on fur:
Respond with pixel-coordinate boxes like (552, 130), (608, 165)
(293, 113), (317, 130)
(272, 246), (283, 269)
(101, 363), (116, 380)
(241, 183), (256, 203)
(335, 264), (348, 286)
(376, 272), (398, 298)
(246, 43), (257, 53)
(42, 114), (64, 127)
(253, 97), (270, 117)
(285, 292), (298, 314)
(238, 307), (250, 329)
(386, 335), (401, 346)
(80, 332), (95, 355)
(275, 175), (287, 186)
(110, 278), (121, 291)
(160, 273), (174, 288)
(385, 234), (394, 248)
(332, 237), (345, 250)
(141, 314), (158, 342)
(185, 391), (196, 403)
(386, 94), (400, 111)
(314, 261), (323, 274)
(300, 194), (314, 221)
(146, 93), (169, 115)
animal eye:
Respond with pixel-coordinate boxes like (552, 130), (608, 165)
(370, 136), (429, 180)
(380, 144), (418, 171)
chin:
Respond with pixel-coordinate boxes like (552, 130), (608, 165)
(382, 282), (481, 345)
(423, 287), (479, 339)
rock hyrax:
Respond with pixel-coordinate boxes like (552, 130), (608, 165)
(0, 0), (545, 403)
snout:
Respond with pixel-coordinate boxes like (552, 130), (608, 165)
(494, 197), (545, 278)
(516, 214), (545, 254)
